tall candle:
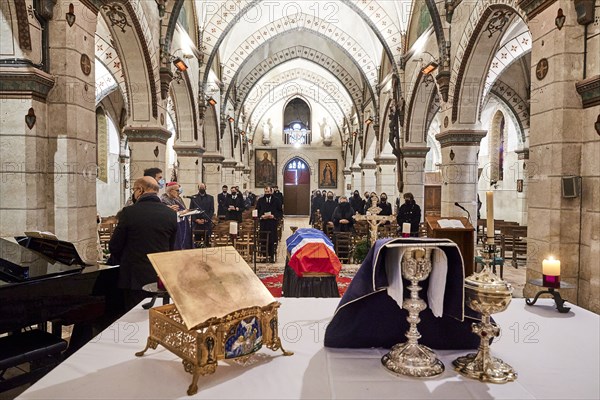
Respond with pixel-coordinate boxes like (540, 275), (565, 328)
(252, 209), (258, 218)
(542, 256), (560, 287)
(486, 191), (494, 244)
(229, 221), (238, 235)
(402, 223), (411, 234)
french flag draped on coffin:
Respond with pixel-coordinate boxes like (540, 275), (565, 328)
(285, 228), (342, 277)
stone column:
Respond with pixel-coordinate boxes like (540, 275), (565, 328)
(0, 67), (55, 237)
(342, 167), (352, 195)
(351, 165), (362, 192)
(234, 163), (245, 189)
(522, 0), (599, 310)
(44, 3), (99, 259)
(401, 147), (430, 221)
(173, 146), (204, 198)
(359, 161), (377, 193)
(514, 148), (529, 226)
(123, 127), (172, 180)
(374, 155), (397, 196)
(202, 153), (224, 211)
(242, 167), (252, 192)
(221, 159), (237, 188)
(436, 130), (486, 222)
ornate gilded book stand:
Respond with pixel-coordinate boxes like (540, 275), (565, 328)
(135, 247), (292, 395)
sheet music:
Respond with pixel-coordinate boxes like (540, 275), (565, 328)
(437, 219), (465, 229)
(178, 210), (202, 217)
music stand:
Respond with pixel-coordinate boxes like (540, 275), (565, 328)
(180, 209), (210, 248)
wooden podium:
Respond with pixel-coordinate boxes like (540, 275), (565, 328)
(425, 216), (475, 276)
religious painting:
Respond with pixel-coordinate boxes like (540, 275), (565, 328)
(406, 1), (432, 51)
(318, 159), (337, 189)
(255, 149), (277, 188)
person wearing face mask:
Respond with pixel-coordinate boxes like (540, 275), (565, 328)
(123, 167), (164, 207)
(332, 196), (355, 232)
(161, 182), (192, 250)
(189, 183), (215, 247)
(109, 177), (178, 311)
(377, 192), (392, 216)
(257, 186), (283, 262)
(397, 192), (422, 237)
(161, 182), (186, 211)
(272, 185), (284, 208)
(217, 185), (229, 219)
(310, 190), (324, 226)
(349, 190), (365, 215)
(321, 191), (338, 234)
(225, 187), (245, 223)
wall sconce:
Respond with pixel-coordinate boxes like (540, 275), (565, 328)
(206, 97), (217, 106)
(421, 61), (438, 75)
(228, 116), (234, 123)
(172, 57), (188, 72)
(365, 117), (374, 125)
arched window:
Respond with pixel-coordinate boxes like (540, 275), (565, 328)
(283, 98), (311, 145)
(489, 110), (505, 183)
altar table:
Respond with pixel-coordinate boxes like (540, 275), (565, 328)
(19, 298), (599, 399)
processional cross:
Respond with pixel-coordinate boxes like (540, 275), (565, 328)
(354, 197), (395, 246)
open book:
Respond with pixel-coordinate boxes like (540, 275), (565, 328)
(437, 219), (465, 229)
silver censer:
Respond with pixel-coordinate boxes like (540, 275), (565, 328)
(453, 243), (517, 383)
(382, 248), (444, 377)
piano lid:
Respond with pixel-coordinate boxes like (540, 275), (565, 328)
(0, 236), (89, 286)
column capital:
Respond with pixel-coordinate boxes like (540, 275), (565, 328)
(173, 145), (205, 157)
(342, 167), (352, 176)
(202, 152), (225, 164)
(436, 130), (486, 148)
(234, 163), (245, 171)
(515, 148), (530, 160)
(401, 146), (430, 158)
(350, 166), (362, 173)
(123, 126), (171, 145)
(359, 161), (377, 170)
(0, 66), (55, 102)
(222, 159), (238, 168)
(575, 75), (600, 109)
(374, 155), (396, 165)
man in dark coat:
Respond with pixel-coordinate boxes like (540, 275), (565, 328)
(272, 185), (284, 208)
(349, 190), (365, 215)
(189, 182), (214, 247)
(321, 191), (338, 233)
(397, 192), (422, 237)
(109, 177), (178, 310)
(217, 185), (228, 219)
(225, 186), (245, 223)
(256, 186), (283, 262)
(332, 196), (355, 232)
(310, 190), (325, 225)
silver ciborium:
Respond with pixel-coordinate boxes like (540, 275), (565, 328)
(382, 248), (444, 377)
(453, 243), (517, 383)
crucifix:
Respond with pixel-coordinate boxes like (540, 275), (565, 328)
(354, 196), (395, 246)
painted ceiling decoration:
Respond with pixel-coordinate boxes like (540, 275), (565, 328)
(95, 19), (128, 106)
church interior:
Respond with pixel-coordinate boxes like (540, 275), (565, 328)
(0, 0), (599, 398)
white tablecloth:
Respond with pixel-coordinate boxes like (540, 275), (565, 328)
(19, 298), (599, 399)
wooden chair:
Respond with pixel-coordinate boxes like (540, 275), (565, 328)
(333, 232), (353, 264)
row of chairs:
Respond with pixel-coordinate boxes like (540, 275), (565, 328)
(477, 219), (528, 268)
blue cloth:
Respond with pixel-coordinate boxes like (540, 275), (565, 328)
(324, 237), (483, 350)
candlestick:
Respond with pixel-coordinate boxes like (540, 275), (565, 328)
(542, 257), (561, 288)
(486, 191), (494, 244)
(402, 222), (411, 238)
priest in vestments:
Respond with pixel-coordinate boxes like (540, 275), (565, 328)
(325, 237), (482, 350)
(256, 186), (283, 262)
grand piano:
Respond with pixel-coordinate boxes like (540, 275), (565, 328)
(0, 234), (121, 350)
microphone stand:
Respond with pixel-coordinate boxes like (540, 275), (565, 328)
(455, 202), (473, 228)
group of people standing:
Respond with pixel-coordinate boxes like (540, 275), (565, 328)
(310, 189), (422, 236)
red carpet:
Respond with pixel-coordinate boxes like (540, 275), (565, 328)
(259, 273), (353, 298)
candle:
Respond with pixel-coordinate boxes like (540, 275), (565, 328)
(486, 191), (494, 244)
(252, 209), (258, 218)
(542, 256), (561, 287)
(229, 221), (238, 235)
(402, 222), (411, 237)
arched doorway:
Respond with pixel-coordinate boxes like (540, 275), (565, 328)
(283, 158), (310, 215)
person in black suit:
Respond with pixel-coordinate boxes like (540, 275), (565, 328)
(272, 185), (284, 208)
(109, 177), (178, 311)
(397, 192), (422, 237)
(225, 186), (245, 223)
(321, 191), (338, 233)
(332, 196), (355, 232)
(349, 190), (365, 215)
(256, 186), (283, 262)
(217, 185), (228, 219)
(189, 182), (214, 247)
(309, 190), (324, 225)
